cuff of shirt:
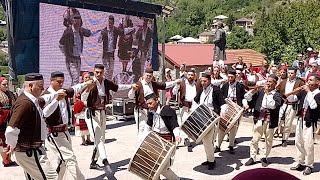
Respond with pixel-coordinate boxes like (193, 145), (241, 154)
(221, 104), (228, 114)
(173, 127), (180, 137)
(5, 126), (20, 149)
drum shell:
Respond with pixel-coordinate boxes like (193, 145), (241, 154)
(128, 132), (175, 180)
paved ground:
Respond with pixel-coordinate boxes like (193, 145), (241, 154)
(1, 116), (319, 180)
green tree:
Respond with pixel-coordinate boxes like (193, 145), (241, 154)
(226, 26), (251, 49)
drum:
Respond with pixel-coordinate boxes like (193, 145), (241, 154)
(128, 132), (176, 180)
(181, 104), (220, 144)
(219, 99), (244, 134)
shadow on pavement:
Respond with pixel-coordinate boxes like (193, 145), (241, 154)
(193, 157), (234, 175)
(217, 145), (249, 170)
(268, 156), (295, 165)
(86, 158), (130, 180)
(313, 162), (320, 173)
(107, 120), (135, 130)
(234, 136), (252, 144)
(105, 138), (117, 144)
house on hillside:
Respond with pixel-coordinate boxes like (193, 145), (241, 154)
(235, 17), (255, 35)
(158, 44), (266, 78)
(199, 31), (214, 43)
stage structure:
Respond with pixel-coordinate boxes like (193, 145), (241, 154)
(2, 0), (162, 88)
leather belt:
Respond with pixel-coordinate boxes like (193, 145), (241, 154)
(48, 124), (68, 134)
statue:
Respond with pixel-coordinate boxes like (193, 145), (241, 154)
(213, 22), (226, 67)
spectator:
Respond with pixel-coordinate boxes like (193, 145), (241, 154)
(292, 54), (303, 68)
(305, 47), (314, 66)
(297, 61), (306, 79)
(306, 62), (320, 80)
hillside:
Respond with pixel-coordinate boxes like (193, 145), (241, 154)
(144, 0), (320, 64)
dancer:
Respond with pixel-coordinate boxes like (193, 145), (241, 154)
(5, 73), (63, 179)
(193, 72), (227, 170)
(244, 74), (283, 167)
(0, 77), (17, 167)
(82, 64), (135, 174)
(142, 93), (181, 180)
(43, 71), (94, 180)
(290, 74), (320, 175)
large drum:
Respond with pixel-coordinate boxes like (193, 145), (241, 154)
(128, 132), (176, 180)
(181, 104), (220, 144)
(219, 98), (244, 134)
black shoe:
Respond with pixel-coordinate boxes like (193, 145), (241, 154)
(187, 145), (193, 152)
(245, 158), (255, 166)
(90, 161), (102, 170)
(228, 146), (235, 154)
(282, 140), (287, 147)
(208, 161), (216, 170)
(86, 140), (94, 145)
(214, 146), (221, 153)
(290, 164), (306, 171)
(184, 138), (191, 146)
(303, 166), (312, 175)
(201, 161), (209, 165)
(81, 142), (88, 146)
(261, 158), (268, 167)
(102, 159), (113, 175)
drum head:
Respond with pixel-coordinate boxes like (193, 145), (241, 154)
(128, 132), (176, 180)
(181, 104), (220, 144)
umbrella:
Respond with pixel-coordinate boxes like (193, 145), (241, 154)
(214, 15), (228, 19)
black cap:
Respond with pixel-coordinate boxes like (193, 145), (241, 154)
(228, 69), (237, 76)
(25, 73), (43, 81)
(268, 74), (278, 82)
(94, 64), (104, 70)
(51, 71), (64, 78)
(201, 72), (211, 79)
(145, 93), (157, 101)
(145, 68), (153, 74)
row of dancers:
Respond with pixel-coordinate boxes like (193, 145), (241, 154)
(0, 63), (319, 179)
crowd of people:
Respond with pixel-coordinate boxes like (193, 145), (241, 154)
(0, 46), (319, 179)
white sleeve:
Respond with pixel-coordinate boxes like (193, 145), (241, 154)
(165, 80), (178, 89)
(118, 84), (132, 91)
(41, 93), (58, 106)
(173, 127), (181, 137)
(242, 99), (248, 107)
(172, 84), (180, 95)
(5, 126), (20, 149)
(128, 89), (136, 99)
(211, 79), (225, 86)
(81, 92), (89, 102)
(265, 94), (276, 109)
(286, 95), (298, 102)
(256, 80), (267, 86)
(244, 90), (254, 102)
(72, 82), (87, 94)
(307, 92), (318, 109)
(221, 104), (228, 114)
(43, 99), (59, 118)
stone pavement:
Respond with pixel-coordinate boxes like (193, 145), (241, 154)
(1, 117), (319, 180)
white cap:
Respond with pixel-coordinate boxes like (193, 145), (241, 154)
(165, 68), (171, 73)
(307, 47), (313, 51)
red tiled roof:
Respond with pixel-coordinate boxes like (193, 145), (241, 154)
(158, 44), (265, 67)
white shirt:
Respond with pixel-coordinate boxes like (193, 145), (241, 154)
(5, 91), (58, 149)
(285, 78), (298, 102)
(172, 79), (196, 102)
(82, 77), (132, 102)
(245, 89), (277, 109)
(144, 106), (180, 137)
(200, 86), (213, 108)
(302, 89), (320, 109)
(107, 27), (114, 52)
(128, 79), (179, 99)
(72, 26), (82, 56)
(44, 83), (85, 124)
(227, 83), (236, 99)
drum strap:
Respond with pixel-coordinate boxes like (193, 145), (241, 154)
(202, 86), (212, 105)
